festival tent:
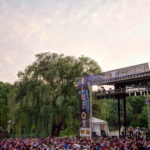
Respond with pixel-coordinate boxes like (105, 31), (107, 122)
(92, 117), (110, 136)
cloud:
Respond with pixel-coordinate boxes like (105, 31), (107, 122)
(0, 0), (150, 82)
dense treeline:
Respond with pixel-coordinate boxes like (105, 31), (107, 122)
(93, 96), (148, 131)
(0, 52), (148, 137)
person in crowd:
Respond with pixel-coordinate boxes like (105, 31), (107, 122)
(135, 127), (141, 134)
(127, 126), (133, 138)
(135, 126), (141, 139)
(120, 125), (125, 136)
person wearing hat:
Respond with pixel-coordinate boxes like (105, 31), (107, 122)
(135, 127), (141, 134)
(135, 127), (141, 139)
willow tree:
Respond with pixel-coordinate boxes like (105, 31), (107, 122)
(10, 52), (101, 136)
(0, 82), (12, 133)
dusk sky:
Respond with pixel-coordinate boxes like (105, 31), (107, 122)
(0, 0), (150, 83)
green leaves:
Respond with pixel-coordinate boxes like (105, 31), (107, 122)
(6, 52), (101, 136)
(0, 82), (12, 132)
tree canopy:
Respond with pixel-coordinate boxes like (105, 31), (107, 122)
(8, 52), (101, 136)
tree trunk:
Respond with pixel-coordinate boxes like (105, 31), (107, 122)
(51, 118), (57, 137)
(51, 117), (65, 136)
(55, 119), (65, 136)
(46, 119), (49, 137)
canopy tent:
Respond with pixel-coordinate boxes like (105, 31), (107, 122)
(92, 117), (110, 136)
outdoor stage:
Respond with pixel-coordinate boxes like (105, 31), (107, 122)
(78, 62), (150, 137)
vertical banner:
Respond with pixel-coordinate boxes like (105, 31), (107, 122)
(78, 77), (91, 137)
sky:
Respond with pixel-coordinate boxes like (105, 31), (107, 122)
(0, 0), (150, 83)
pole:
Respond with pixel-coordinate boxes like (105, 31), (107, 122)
(118, 99), (121, 137)
(89, 84), (93, 138)
(123, 97), (126, 136)
(147, 96), (150, 128)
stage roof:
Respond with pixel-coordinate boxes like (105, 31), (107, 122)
(88, 62), (150, 85)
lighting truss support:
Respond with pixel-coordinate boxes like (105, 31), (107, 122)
(117, 99), (121, 137)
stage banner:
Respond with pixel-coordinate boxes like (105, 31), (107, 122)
(78, 77), (91, 137)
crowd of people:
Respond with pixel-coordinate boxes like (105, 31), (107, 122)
(120, 126), (150, 141)
(1, 126), (150, 150)
(1, 136), (150, 150)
